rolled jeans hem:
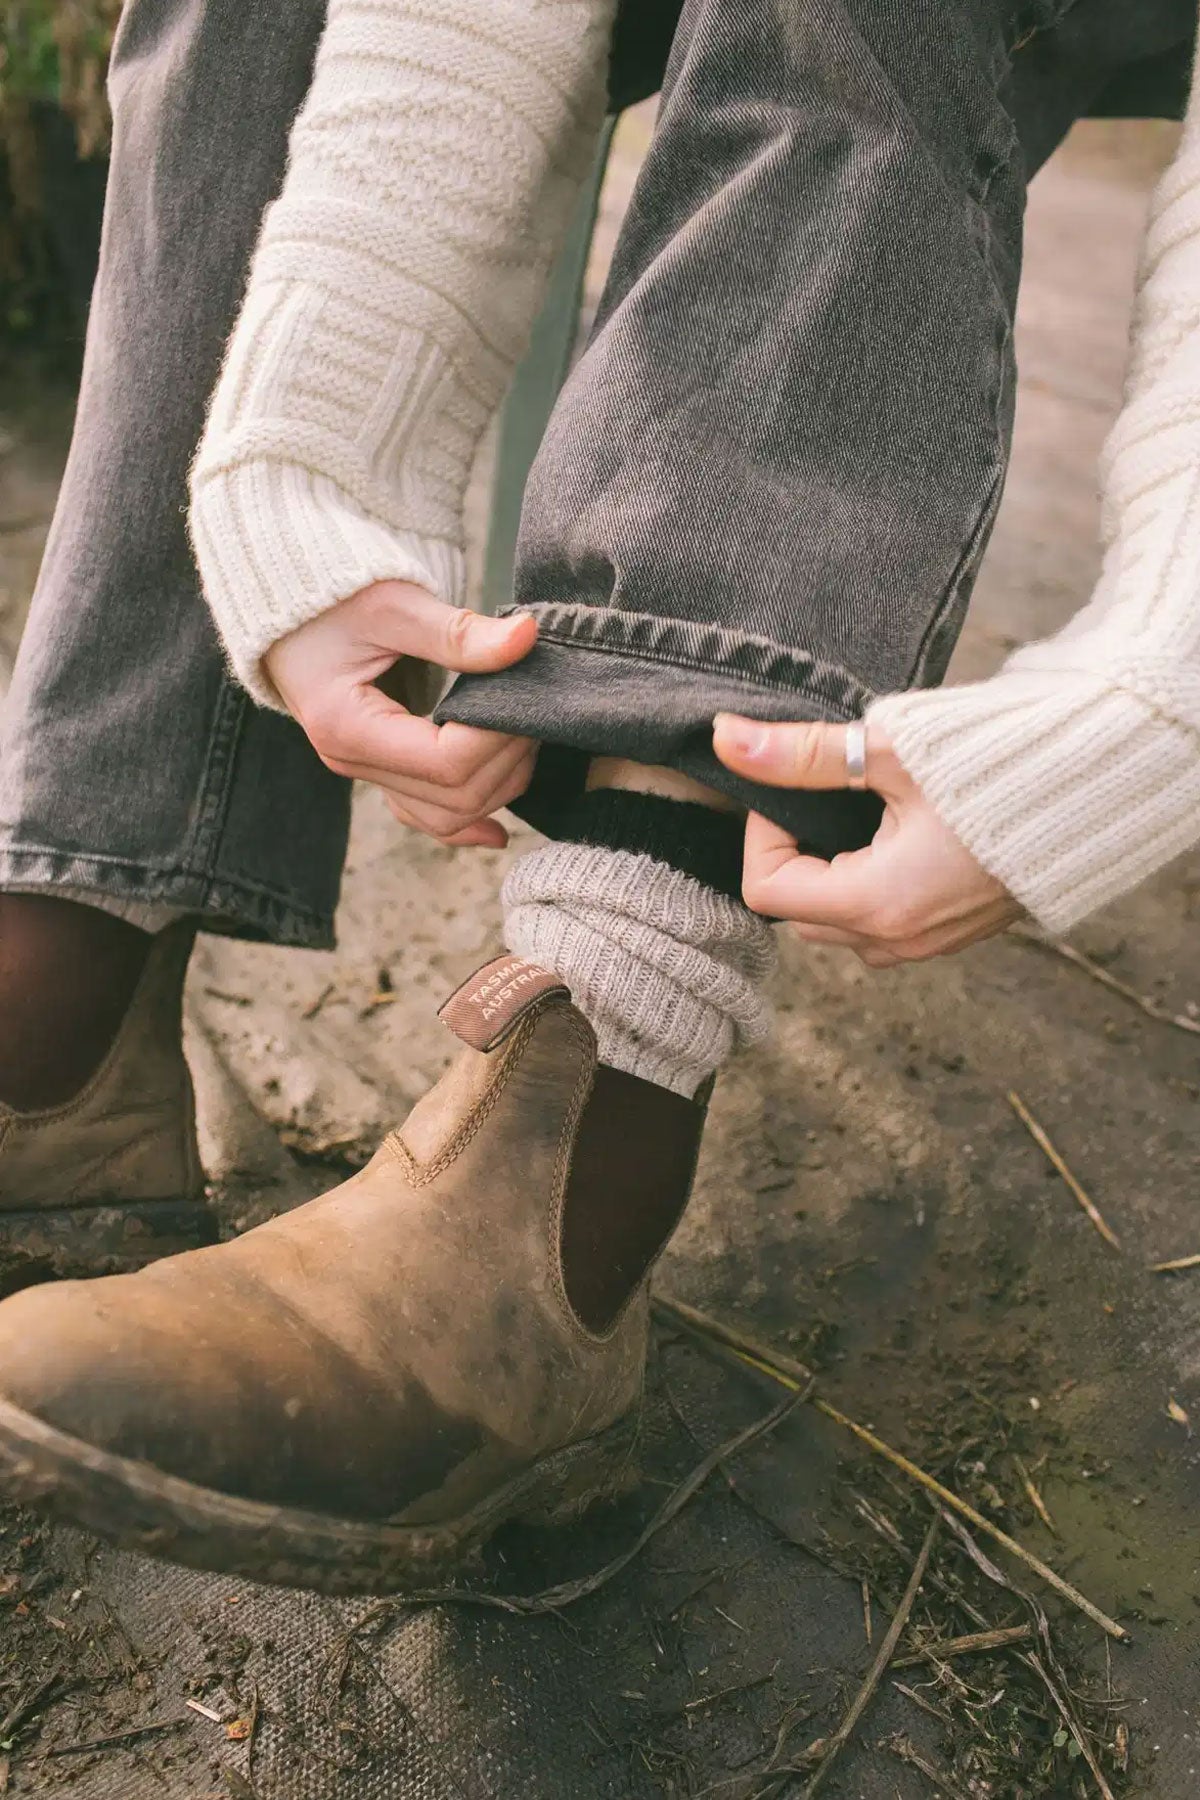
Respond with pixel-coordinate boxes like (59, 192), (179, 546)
(500, 601), (879, 713)
(0, 844), (335, 949)
(438, 607), (886, 857)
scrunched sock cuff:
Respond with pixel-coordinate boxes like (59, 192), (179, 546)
(501, 842), (776, 1098)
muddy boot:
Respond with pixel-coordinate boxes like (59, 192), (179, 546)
(0, 921), (213, 1286)
(0, 956), (707, 1593)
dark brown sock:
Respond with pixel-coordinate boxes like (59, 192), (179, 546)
(0, 896), (159, 1112)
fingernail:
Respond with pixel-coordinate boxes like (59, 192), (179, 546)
(715, 714), (770, 760)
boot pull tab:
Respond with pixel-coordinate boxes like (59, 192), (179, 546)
(439, 955), (570, 1053)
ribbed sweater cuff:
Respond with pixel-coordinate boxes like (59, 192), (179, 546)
(189, 464), (466, 708)
(869, 669), (1200, 932)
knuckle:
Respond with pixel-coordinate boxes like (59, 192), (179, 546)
(459, 771), (495, 812)
(305, 723), (340, 765)
(442, 605), (474, 662)
(436, 741), (474, 789)
(872, 902), (914, 941)
(497, 767), (532, 809)
(741, 871), (770, 915)
(304, 702), (351, 765)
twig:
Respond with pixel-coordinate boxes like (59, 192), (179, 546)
(810, 1485), (1117, 1800)
(861, 1579), (872, 1645)
(893, 1624), (1032, 1668)
(680, 1670), (777, 1715)
(39, 1719), (185, 1759)
(1013, 1456), (1057, 1533)
(301, 982), (337, 1021)
(1011, 925), (1200, 1036)
(939, 1510), (1117, 1800)
(1030, 1652), (1117, 1800)
(242, 1676), (261, 1782)
(0, 1671), (59, 1742)
(891, 1680), (954, 1726)
(800, 1518), (938, 1798)
(1007, 1092), (1120, 1249)
(654, 1293), (1130, 1643)
(1149, 1253), (1200, 1274)
(185, 1699), (224, 1723)
(886, 1734), (969, 1798)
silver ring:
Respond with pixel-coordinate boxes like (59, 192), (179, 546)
(845, 720), (868, 790)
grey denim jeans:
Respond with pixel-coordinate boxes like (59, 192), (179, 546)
(0, 0), (1192, 946)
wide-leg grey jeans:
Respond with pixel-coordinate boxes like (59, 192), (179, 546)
(0, 0), (1192, 946)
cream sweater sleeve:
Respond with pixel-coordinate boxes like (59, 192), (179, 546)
(869, 81), (1200, 932)
(189, 0), (614, 705)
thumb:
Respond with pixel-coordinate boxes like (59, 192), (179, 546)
(714, 713), (876, 791)
(392, 589), (539, 674)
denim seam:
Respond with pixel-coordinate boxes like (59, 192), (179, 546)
(905, 13), (1021, 689)
(536, 632), (867, 712)
(181, 670), (253, 913)
(0, 841), (331, 929)
(499, 603), (876, 714)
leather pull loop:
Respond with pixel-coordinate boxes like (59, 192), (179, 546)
(439, 955), (570, 1053)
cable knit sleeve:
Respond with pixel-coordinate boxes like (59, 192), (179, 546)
(189, 0), (614, 706)
(869, 72), (1200, 932)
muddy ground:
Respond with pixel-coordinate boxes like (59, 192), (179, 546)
(0, 118), (1196, 1799)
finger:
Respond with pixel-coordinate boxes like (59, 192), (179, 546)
(386, 795), (509, 849)
(879, 900), (1022, 963)
(385, 789), (494, 841)
(317, 685), (527, 789)
(740, 813), (880, 928)
(788, 921), (870, 949)
(342, 731), (534, 813)
(855, 945), (902, 970)
(714, 713), (898, 794)
(365, 585), (539, 675)
(383, 746), (535, 837)
(440, 819), (510, 849)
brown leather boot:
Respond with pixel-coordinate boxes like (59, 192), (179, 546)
(0, 921), (213, 1286)
(0, 956), (707, 1593)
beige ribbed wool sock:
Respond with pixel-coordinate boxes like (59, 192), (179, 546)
(501, 842), (776, 1098)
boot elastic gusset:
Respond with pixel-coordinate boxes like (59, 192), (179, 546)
(0, 919), (212, 1286)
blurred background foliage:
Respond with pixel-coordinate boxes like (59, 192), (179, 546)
(0, 0), (117, 355)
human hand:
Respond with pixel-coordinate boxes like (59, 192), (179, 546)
(265, 582), (539, 848)
(712, 714), (1021, 966)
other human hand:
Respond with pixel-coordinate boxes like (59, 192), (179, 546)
(713, 714), (1020, 966)
(266, 582), (538, 848)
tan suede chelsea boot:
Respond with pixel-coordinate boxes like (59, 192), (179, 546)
(0, 921), (213, 1286)
(0, 956), (707, 1593)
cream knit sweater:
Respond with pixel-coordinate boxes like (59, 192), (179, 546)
(190, 0), (615, 698)
(190, 5), (1200, 934)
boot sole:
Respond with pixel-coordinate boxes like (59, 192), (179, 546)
(0, 1396), (642, 1595)
(0, 1197), (218, 1288)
